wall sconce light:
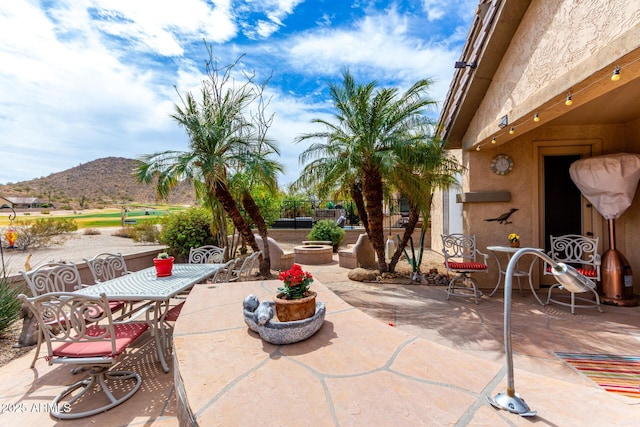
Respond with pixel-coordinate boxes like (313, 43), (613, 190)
(611, 65), (621, 81)
(565, 93), (573, 106)
(487, 248), (597, 417)
(533, 112), (540, 122)
(498, 115), (508, 129)
(509, 127), (515, 135)
(454, 61), (477, 69)
(491, 137), (497, 144)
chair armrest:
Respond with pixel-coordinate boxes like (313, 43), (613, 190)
(475, 249), (489, 265)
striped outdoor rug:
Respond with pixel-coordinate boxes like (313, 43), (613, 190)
(556, 352), (640, 398)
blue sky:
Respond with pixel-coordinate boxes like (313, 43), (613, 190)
(0, 0), (476, 186)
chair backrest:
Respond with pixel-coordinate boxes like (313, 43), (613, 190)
(189, 245), (224, 264)
(212, 259), (236, 283)
(237, 251), (261, 281)
(20, 262), (84, 296)
(84, 252), (128, 283)
(548, 234), (601, 280)
(441, 234), (480, 262)
(19, 292), (119, 361)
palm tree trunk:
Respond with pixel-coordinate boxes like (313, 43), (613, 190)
(362, 168), (387, 272)
(214, 181), (259, 255)
(350, 184), (369, 235)
(388, 203), (422, 272)
(241, 192), (271, 277)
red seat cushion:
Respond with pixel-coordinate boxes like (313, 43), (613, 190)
(165, 302), (185, 322)
(53, 322), (149, 358)
(445, 261), (487, 271)
(545, 266), (597, 277)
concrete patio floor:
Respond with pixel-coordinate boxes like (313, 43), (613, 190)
(2, 254), (640, 425)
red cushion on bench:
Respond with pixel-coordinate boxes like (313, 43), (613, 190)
(445, 261), (487, 271)
(53, 322), (149, 358)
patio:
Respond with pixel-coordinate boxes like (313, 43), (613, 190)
(2, 253), (640, 425)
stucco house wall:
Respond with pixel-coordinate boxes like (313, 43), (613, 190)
(436, 0), (640, 294)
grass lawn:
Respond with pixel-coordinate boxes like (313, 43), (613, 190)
(0, 205), (188, 228)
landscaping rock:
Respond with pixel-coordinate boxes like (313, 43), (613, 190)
(348, 268), (377, 282)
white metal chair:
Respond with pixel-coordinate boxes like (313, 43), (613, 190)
(229, 251), (261, 282)
(544, 234), (603, 314)
(188, 245), (224, 264)
(20, 262), (125, 367)
(84, 252), (129, 283)
(20, 262), (84, 296)
(211, 259), (236, 283)
(441, 234), (489, 304)
(18, 291), (149, 419)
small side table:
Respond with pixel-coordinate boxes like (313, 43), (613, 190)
(486, 246), (545, 306)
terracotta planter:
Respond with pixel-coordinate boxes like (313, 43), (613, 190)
(154, 257), (174, 277)
(274, 291), (317, 322)
(510, 241), (520, 248)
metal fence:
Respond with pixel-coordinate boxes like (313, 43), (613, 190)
(272, 198), (409, 229)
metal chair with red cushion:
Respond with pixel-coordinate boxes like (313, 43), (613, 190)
(20, 262), (125, 367)
(18, 291), (149, 419)
(441, 234), (489, 304)
(544, 234), (603, 314)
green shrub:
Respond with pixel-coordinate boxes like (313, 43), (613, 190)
(160, 208), (216, 260)
(130, 221), (161, 243)
(307, 219), (345, 252)
(0, 277), (22, 334)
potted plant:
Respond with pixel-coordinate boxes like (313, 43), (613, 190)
(275, 264), (316, 321)
(508, 233), (520, 248)
(154, 251), (174, 277)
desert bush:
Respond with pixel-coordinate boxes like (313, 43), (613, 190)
(307, 219), (345, 252)
(10, 218), (77, 250)
(0, 277), (22, 334)
(112, 227), (134, 238)
(83, 228), (101, 235)
(160, 208), (216, 259)
(130, 221), (161, 243)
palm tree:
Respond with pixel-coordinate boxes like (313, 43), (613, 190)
(296, 69), (459, 272)
(136, 45), (281, 276)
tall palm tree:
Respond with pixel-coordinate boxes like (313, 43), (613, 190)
(296, 69), (458, 272)
(136, 46), (280, 275)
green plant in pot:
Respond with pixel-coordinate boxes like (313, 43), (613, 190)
(154, 251), (175, 277)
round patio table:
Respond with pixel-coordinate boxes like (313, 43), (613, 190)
(486, 246), (545, 306)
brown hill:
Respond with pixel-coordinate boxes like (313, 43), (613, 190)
(0, 157), (195, 209)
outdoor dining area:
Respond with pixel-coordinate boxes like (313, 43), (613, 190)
(2, 233), (640, 425)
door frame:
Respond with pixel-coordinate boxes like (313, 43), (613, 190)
(532, 139), (603, 286)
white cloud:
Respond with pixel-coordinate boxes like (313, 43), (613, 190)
(0, 1), (473, 186)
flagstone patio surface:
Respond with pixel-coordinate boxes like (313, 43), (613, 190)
(2, 254), (640, 426)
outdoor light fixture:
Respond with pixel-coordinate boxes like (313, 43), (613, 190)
(454, 61), (477, 69)
(491, 137), (497, 144)
(611, 66), (621, 81)
(509, 127), (515, 135)
(533, 112), (540, 122)
(476, 145), (481, 151)
(487, 247), (596, 417)
(565, 93), (573, 105)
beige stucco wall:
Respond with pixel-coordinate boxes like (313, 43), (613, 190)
(464, 0), (640, 149)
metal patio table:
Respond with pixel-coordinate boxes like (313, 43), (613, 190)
(75, 263), (222, 372)
(486, 246), (545, 306)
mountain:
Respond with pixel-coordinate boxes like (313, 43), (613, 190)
(0, 157), (195, 208)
